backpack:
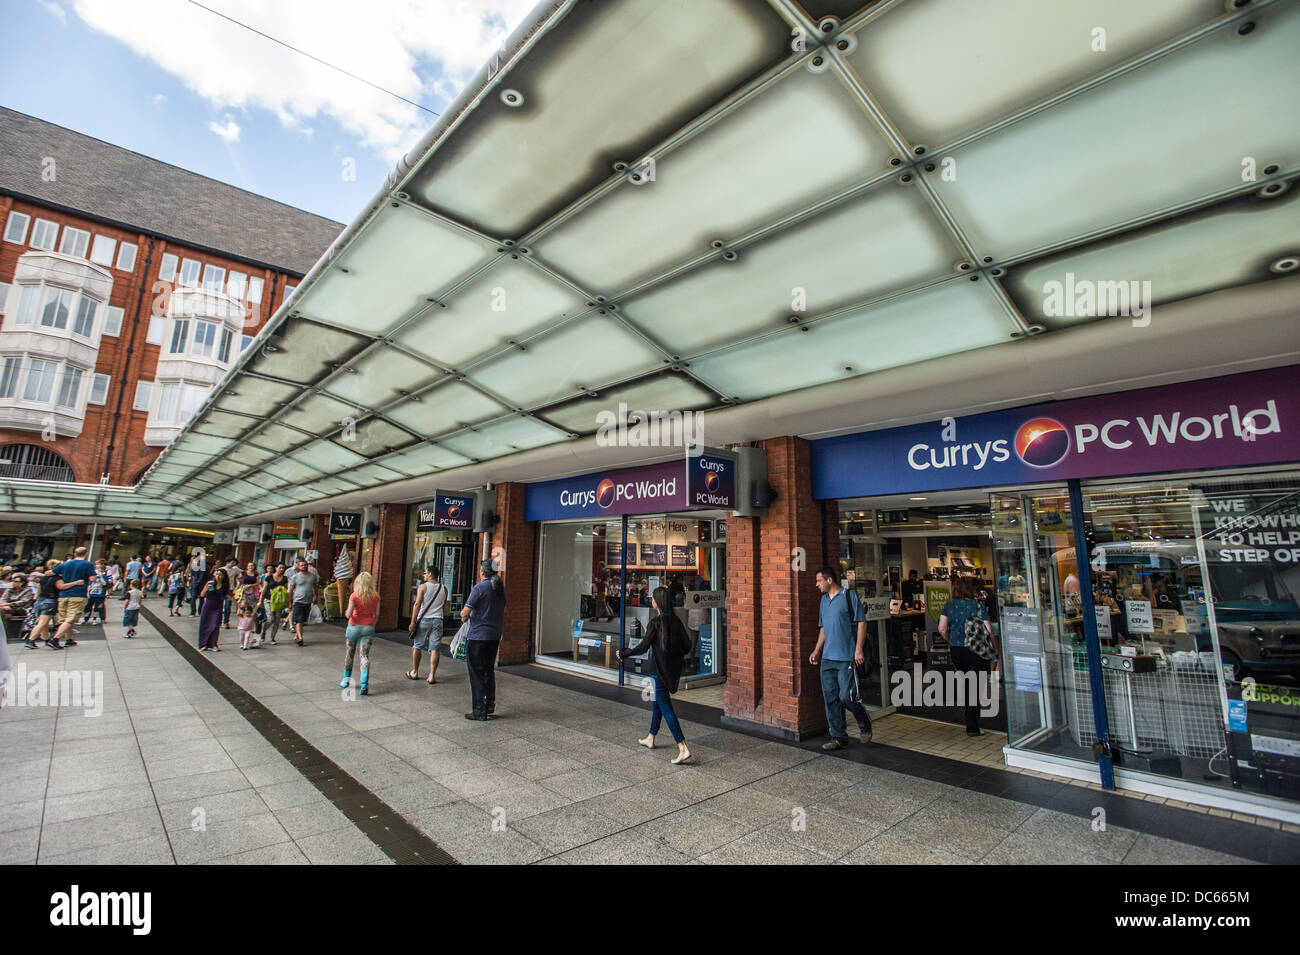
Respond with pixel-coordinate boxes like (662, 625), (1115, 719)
(268, 585), (289, 613)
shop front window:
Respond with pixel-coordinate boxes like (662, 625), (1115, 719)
(402, 513), (470, 625)
(536, 514), (726, 684)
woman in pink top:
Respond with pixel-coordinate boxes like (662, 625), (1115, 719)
(340, 572), (380, 695)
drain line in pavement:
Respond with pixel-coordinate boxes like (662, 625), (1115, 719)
(142, 607), (456, 865)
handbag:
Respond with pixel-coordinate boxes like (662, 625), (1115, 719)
(408, 582), (443, 635)
(448, 620), (470, 661)
(964, 612), (998, 662)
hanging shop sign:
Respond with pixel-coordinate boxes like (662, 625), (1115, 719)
(212, 529), (234, 545)
(328, 509), (362, 539)
(525, 449), (736, 521)
(415, 493), (474, 531)
(236, 525), (260, 543)
(272, 521), (300, 540)
(810, 365), (1300, 499)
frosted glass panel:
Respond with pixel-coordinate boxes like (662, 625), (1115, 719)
(848, 0), (1221, 143)
(538, 67), (892, 290)
(439, 416), (569, 460)
(470, 314), (664, 409)
(539, 374), (717, 434)
(411, 0), (788, 234)
(324, 348), (441, 408)
(303, 204), (494, 335)
(690, 280), (1012, 400)
(394, 261), (586, 371)
(622, 186), (956, 355)
(383, 443), (473, 475)
(385, 381), (507, 434)
(930, 4), (1300, 259)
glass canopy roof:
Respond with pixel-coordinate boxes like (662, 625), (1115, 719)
(7, 0), (1297, 523)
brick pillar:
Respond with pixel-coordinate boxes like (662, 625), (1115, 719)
(722, 436), (834, 740)
(371, 504), (406, 631)
(492, 482), (535, 665)
(236, 542), (254, 566)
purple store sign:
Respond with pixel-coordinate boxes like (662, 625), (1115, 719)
(811, 365), (1300, 499)
(525, 450), (736, 521)
(415, 492), (473, 531)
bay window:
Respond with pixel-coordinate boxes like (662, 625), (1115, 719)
(22, 358), (57, 402)
(56, 366), (82, 408)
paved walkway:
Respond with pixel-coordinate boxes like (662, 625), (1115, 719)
(0, 608), (1270, 864)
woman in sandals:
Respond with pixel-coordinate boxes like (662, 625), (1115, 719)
(616, 586), (693, 765)
(407, 565), (446, 684)
(340, 572), (380, 696)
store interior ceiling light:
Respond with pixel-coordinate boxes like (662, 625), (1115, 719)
(7, 0), (1297, 523)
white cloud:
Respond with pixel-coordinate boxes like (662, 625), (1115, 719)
(152, 93), (167, 105)
(70, 0), (536, 162)
(39, 0), (67, 24)
(209, 115), (241, 143)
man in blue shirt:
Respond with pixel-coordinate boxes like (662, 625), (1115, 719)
(810, 566), (872, 750)
(54, 546), (95, 648)
(460, 559), (506, 721)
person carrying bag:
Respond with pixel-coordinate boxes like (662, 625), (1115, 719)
(407, 566), (447, 684)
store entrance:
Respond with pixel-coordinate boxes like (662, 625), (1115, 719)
(840, 494), (1006, 731)
(534, 510), (727, 687)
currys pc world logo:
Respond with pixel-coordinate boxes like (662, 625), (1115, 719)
(1015, 418), (1070, 468)
(596, 478), (616, 509)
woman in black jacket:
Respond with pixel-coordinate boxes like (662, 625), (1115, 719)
(617, 586), (692, 765)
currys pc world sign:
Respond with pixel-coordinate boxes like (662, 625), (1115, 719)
(416, 492), (474, 531)
(810, 365), (1300, 499)
(526, 450), (736, 521)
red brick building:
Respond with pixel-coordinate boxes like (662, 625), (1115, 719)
(0, 107), (342, 488)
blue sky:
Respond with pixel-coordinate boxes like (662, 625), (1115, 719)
(0, 0), (534, 224)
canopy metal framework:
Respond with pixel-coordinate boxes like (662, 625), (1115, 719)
(4, 0), (1298, 523)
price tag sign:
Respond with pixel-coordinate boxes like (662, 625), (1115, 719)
(1126, 600), (1154, 634)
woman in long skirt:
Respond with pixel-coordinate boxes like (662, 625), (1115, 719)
(199, 568), (229, 651)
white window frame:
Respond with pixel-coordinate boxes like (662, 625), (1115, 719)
(146, 315), (166, 345)
(283, 284), (296, 301)
(159, 253), (178, 282)
(247, 275), (264, 304)
(72, 295), (97, 339)
(89, 373), (110, 405)
(156, 381), (180, 423)
(133, 380), (153, 411)
(179, 258), (200, 287)
(0, 281), (9, 316)
(29, 218), (58, 251)
(191, 319), (217, 358)
(13, 285), (40, 326)
(240, 334), (253, 353)
(55, 365), (83, 409)
(103, 305), (125, 337)
(0, 356), (21, 399)
(23, 358), (58, 402)
(59, 227), (90, 258)
(202, 265), (225, 292)
(38, 287), (75, 331)
(227, 271), (247, 300)
(116, 241), (138, 273)
(90, 234), (117, 266)
(217, 327), (233, 364)
(4, 212), (30, 245)
(169, 319), (190, 354)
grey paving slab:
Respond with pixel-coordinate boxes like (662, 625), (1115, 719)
(38, 836), (176, 866)
(629, 805), (758, 859)
(169, 812), (295, 865)
(273, 801), (356, 841)
(39, 806), (167, 857)
(697, 827), (829, 865)
(511, 801), (625, 854)
(255, 779), (329, 811)
(150, 768), (251, 804)
(41, 783), (158, 825)
(203, 842), (310, 865)
(1122, 833), (1255, 865)
(0, 825), (41, 865)
(840, 827), (973, 865)
(556, 828), (693, 865)
(1009, 807), (1140, 863)
(159, 789), (271, 833)
(890, 800), (1025, 859)
(537, 766), (632, 801)
(294, 826), (391, 864)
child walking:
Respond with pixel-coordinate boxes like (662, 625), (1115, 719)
(122, 579), (143, 638)
(237, 585), (260, 650)
(167, 568), (185, 616)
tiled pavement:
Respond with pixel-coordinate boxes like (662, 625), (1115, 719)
(0, 608), (1277, 864)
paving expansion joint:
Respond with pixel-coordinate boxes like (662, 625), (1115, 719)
(140, 606), (457, 865)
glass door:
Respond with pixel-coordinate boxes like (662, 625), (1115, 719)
(993, 489), (1096, 760)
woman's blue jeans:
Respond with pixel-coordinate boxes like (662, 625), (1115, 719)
(648, 674), (684, 744)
